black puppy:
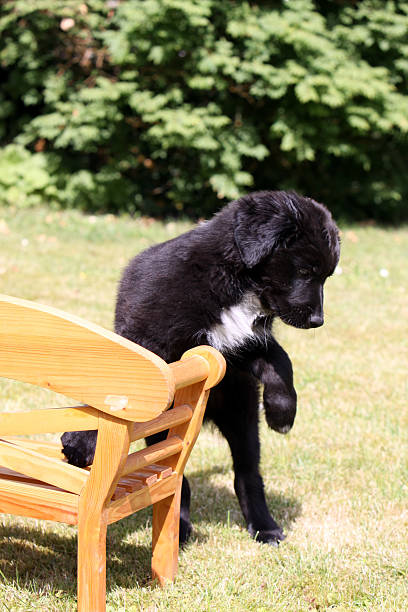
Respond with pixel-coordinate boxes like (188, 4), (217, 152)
(62, 190), (340, 544)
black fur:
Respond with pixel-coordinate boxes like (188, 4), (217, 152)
(62, 190), (340, 545)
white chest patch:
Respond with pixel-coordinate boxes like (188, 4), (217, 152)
(207, 293), (265, 352)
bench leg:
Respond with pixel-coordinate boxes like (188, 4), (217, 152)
(151, 477), (182, 584)
(77, 512), (107, 612)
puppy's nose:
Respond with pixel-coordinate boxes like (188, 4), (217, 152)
(309, 314), (324, 328)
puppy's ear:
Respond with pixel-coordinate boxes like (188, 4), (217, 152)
(233, 195), (299, 268)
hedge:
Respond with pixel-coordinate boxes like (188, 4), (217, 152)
(1, 0), (408, 221)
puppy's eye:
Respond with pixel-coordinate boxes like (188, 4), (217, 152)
(298, 268), (310, 276)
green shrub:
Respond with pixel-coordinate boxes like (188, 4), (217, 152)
(1, 0), (407, 220)
(0, 144), (59, 207)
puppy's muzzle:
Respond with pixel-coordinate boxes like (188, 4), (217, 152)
(308, 313), (324, 328)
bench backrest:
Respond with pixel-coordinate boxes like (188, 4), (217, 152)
(0, 294), (174, 421)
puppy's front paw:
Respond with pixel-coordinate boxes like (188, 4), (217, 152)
(263, 386), (297, 434)
(61, 430), (97, 467)
(253, 527), (286, 546)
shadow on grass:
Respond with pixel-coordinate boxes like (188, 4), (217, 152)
(186, 465), (301, 541)
(0, 519), (154, 595)
(0, 466), (301, 595)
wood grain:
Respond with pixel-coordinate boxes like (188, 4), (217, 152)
(152, 476), (182, 584)
(0, 439), (88, 494)
(143, 464), (173, 480)
(0, 406), (99, 436)
(107, 473), (178, 524)
(169, 355), (209, 389)
(0, 477), (78, 524)
(77, 414), (132, 612)
(131, 404), (192, 442)
(0, 437), (65, 459)
(123, 436), (183, 478)
(180, 346), (226, 390)
(0, 294), (174, 421)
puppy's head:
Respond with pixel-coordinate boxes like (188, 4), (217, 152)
(234, 191), (340, 329)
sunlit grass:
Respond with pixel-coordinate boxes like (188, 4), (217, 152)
(0, 207), (407, 611)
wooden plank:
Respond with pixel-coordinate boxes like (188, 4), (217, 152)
(152, 476), (182, 585)
(0, 406), (99, 436)
(118, 473), (157, 491)
(0, 437), (65, 459)
(107, 473), (178, 524)
(111, 486), (127, 500)
(0, 466), (71, 490)
(77, 415), (132, 612)
(169, 356), (209, 390)
(0, 294), (174, 422)
(126, 471), (158, 486)
(131, 404), (192, 442)
(163, 346), (225, 475)
(0, 478), (78, 524)
(116, 478), (143, 493)
(180, 346), (226, 390)
(78, 416), (132, 509)
(143, 464), (173, 480)
(0, 440), (88, 494)
(122, 436), (183, 479)
(163, 383), (208, 475)
(149, 346), (225, 583)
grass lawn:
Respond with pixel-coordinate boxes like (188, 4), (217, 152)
(0, 206), (407, 611)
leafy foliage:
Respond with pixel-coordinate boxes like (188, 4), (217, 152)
(1, 0), (408, 220)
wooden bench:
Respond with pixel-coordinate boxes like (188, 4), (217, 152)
(0, 294), (225, 611)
